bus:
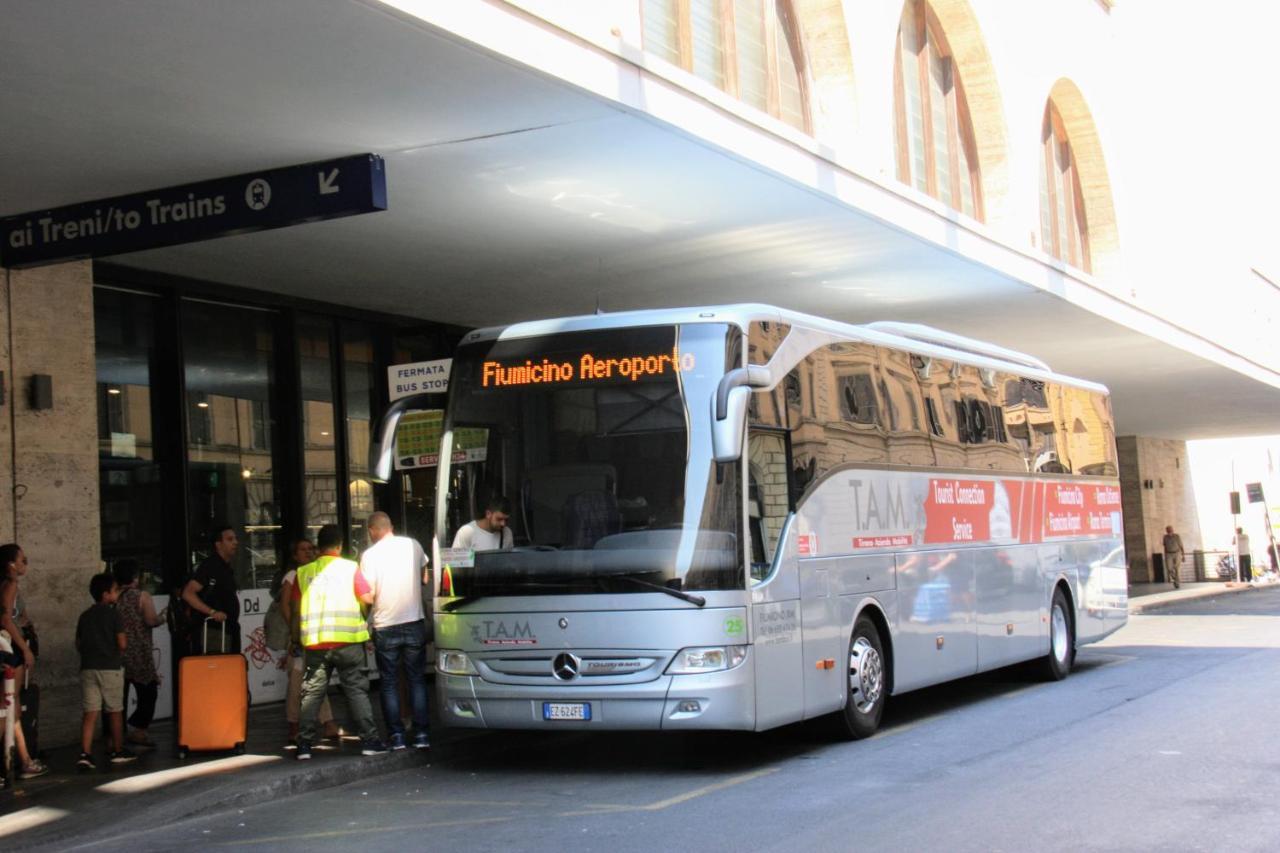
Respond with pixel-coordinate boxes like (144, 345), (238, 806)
(370, 305), (1128, 737)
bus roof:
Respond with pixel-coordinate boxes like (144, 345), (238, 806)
(459, 303), (1109, 395)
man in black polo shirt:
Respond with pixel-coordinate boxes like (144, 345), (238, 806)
(182, 525), (241, 654)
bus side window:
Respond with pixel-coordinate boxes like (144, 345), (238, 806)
(747, 428), (790, 580)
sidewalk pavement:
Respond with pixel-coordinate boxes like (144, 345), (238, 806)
(0, 686), (483, 852)
(1127, 574), (1279, 614)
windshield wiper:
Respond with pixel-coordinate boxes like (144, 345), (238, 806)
(440, 580), (574, 612)
(602, 574), (706, 607)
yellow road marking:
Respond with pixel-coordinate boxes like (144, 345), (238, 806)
(362, 798), (546, 807)
(220, 816), (513, 845)
(228, 768), (781, 840)
(559, 767), (779, 816)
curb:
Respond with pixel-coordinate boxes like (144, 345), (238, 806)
(1128, 582), (1258, 615)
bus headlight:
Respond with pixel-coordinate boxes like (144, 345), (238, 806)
(666, 645), (747, 674)
(437, 650), (478, 675)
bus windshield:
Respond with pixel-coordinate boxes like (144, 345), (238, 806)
(440, 322), (743, 596)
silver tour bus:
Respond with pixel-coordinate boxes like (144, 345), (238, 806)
(371, 305), (1128, 737)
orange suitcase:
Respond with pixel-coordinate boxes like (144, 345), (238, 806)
(177, 618), (248, 758)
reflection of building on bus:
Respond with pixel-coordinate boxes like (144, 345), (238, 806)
(744, 323), (1120, 522)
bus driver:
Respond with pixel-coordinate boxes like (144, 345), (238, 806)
(452, 497), (514, 552)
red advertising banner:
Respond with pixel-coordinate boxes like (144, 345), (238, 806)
(1042, 482), (1120, 539)
(924, 479), (994, 544)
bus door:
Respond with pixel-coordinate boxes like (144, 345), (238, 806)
(748, 431), (804, 729)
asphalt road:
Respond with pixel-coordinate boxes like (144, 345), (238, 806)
(72, 587), (1280, 852)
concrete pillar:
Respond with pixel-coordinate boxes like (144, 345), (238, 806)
(1117, 435), (1200, 584)
(0, 260), (99, 748)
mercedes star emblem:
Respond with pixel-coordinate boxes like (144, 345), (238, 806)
(552, 652), (581, 681)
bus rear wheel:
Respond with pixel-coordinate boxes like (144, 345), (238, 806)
(832, 615), (886, 739)
(1038, 587), (1075, 681)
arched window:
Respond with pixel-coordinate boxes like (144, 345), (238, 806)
(642, 0), (810, 132)
(893, 0), (981, 219)
(1039, 102), (1090, 271)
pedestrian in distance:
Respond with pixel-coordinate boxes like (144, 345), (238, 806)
(112, 560), (163, 748)
(0, 543), (47, 779)
(293, 524), (386, 761)
(1162, 525), (1185, 589)
(277, 537), (339, 746)
(359, 511), (431, 751)
(182, 524), (242, 655)
(1234, 527), (1252, 583)
(452, 496), (514, 551)
(76, 572), (137, 769)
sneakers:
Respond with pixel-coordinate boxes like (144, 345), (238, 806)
(109, 749), (138, 764)
(413, 731), (430, 750)
(296, 740), (312, 761)
(77, 753), (96, 770)
(388, 732), (407, 751)
(19, 759), (50, 779)
(360, 739), (389, 756)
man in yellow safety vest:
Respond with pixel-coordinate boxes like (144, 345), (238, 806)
(292, 524), (386, 760)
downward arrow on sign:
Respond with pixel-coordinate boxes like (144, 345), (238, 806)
(318, 168), (340, 195)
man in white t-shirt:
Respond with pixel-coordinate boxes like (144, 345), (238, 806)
(356, 512), (431, 750)
(452, 497), (513, 551)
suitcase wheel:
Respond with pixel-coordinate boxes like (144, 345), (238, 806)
(177, 746), (189, 760)
(234, 742), (245, 755)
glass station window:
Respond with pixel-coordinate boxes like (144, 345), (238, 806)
(95, 288), (164, 588)
(344, 322), (380, 551)
(183, 300), (283, 589)
(298, 316), (339, 543)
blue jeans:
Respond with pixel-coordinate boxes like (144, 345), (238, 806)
(372, 620), (430, 736)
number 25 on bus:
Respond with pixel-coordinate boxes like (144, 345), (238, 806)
(370, 305), (1127, 738)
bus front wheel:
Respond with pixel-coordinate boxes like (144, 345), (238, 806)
(833, 615), (886, 739)
(1038, 587), (1075, 681)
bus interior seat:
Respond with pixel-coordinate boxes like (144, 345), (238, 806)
(561, 489), (622, 550)
(524, 463), (615, 544)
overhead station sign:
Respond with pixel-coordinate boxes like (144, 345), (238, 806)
(0, 153), (387, 268)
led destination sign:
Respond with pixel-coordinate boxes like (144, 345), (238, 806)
(480, 348), (697, 388)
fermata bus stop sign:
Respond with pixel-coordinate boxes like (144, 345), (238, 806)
(0, 153), (387, 268)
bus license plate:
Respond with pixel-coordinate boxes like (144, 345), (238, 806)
(543, 702), (591, 721)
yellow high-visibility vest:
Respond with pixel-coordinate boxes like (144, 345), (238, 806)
(297, 554), (370, 647)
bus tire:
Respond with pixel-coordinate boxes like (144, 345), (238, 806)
(1038, 587), (1075, 681)
(833, 615), (886, 740)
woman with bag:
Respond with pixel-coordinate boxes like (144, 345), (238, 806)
(1, 543), (48, 779)
(112, 560), (163, 748)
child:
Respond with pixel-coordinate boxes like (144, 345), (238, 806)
(75, 572), (137, 768)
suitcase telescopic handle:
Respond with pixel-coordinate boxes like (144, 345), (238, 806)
(203, 616), (228, 654)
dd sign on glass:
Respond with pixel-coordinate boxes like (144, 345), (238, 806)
(0, 154), (387, 268)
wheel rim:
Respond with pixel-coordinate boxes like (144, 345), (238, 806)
(1051, 602), (1069, 664)
(849, 636), (883, 714)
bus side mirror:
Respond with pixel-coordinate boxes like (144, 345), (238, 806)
(369, 392), (439, 483)
(711, 366), (770, 463)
